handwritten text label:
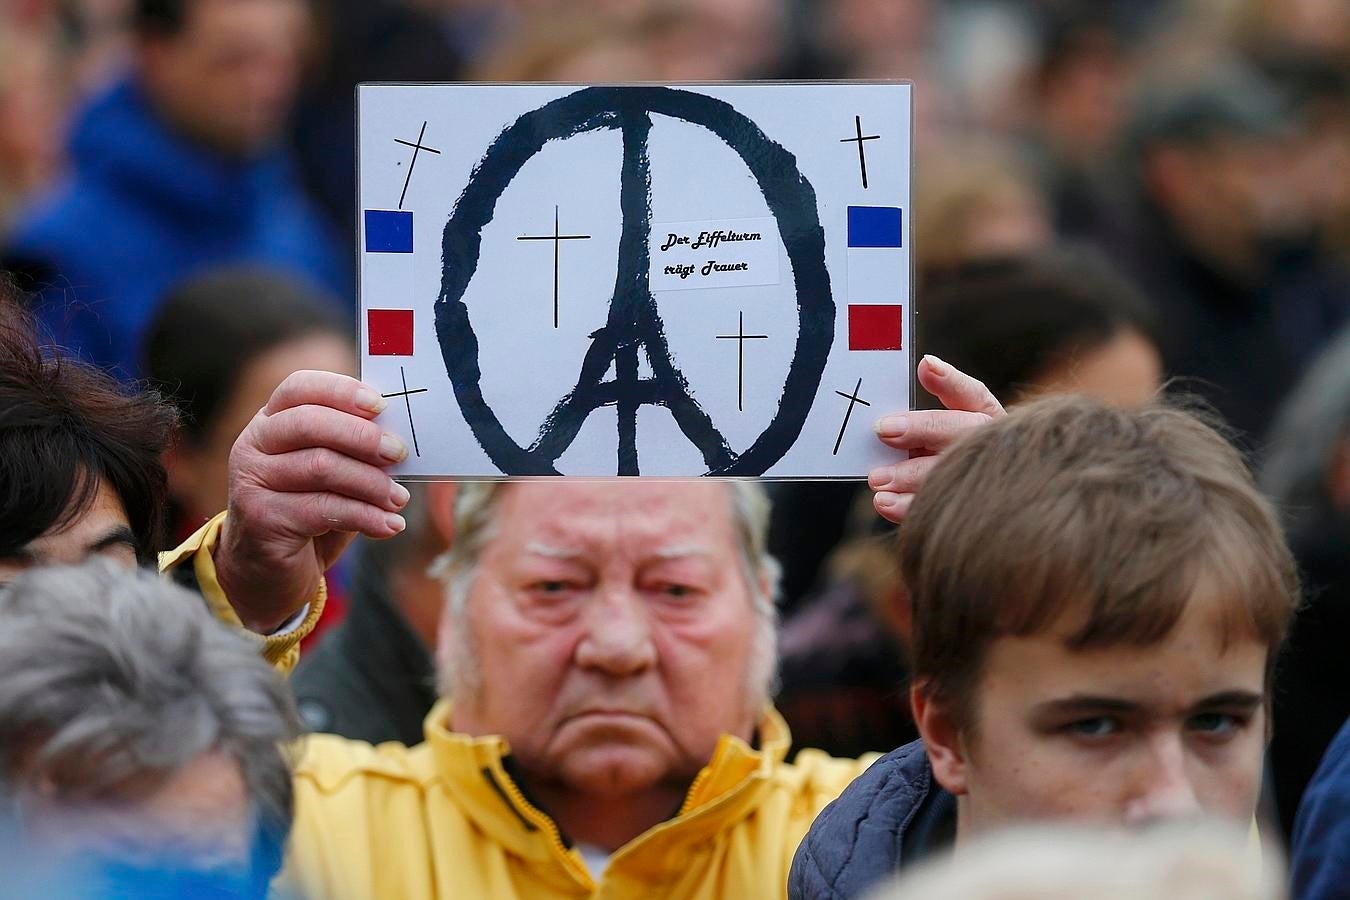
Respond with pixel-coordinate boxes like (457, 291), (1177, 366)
(650, 217), (780, 292)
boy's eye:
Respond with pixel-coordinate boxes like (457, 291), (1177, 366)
(1066, 717), (1121, 738)
(1188, 712), (1241, 735)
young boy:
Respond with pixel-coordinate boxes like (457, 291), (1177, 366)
(790, 395), (1298, 899)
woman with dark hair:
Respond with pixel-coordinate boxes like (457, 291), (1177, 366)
(0, 281), (178, 574)
(144, 266), (353, 539)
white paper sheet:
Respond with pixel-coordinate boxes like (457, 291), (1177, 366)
(357, 82), (913, 478)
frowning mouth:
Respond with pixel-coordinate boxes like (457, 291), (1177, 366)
(561, 710), (655, 725)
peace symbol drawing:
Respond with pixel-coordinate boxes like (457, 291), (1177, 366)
(357, 82), (914, 478)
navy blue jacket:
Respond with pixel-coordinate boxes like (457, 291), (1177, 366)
(1291, 716), (1350, 900)
(789, 739), (956, 899)
(4, 76), (346, 379)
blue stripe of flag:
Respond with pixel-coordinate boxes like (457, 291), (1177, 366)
(364, 210), (414, 253)
(847, 206), (903, 249)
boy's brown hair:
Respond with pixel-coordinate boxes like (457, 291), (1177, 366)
(902, 395), (1298, 731)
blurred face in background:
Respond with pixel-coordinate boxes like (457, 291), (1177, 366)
(1147, 135), (1288, 266)
(168, 332), (354, 523)
(1026, 328), (1163, 409)
(135, 0), (308, 156)
(1253, 0), (1350, 60)
(820, 0), (931, 72)
(916, 167), (1054, 276)
(685, 0), (786, 78)
(0, 31), (66, 203)
(958, 181), (1055, 262)
(1037, 30), (1129, 162)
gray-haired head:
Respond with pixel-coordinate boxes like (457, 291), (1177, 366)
(872, 820), (1282, 900)
(0, 561), (298, 884)
(429, 481), (782, 706)
(1261, 326), (1350, 528)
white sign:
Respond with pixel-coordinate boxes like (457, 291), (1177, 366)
(358, 82), (913, 478)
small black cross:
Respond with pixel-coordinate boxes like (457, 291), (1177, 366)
(395, 121), (441, 210)
(839, 115), (881, 189)
(715, 310), (769, 412)
(517, 206), (592, 328)
(832, 377), (872, 456)
(381, 365), (428, 458)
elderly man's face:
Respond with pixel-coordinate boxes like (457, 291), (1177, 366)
(449, 482), (767, 797)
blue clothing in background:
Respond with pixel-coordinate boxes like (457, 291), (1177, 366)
(3, 76), (347, 379)
(1291, 716), (1350, 900)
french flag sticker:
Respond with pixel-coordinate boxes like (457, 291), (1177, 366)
(847, 304), (903, 351)
(847, 206), (903, 249)
(364, 210), (414, 253)
(367, 309), (414, 356)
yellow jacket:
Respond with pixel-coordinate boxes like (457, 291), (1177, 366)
(284, 704), (872, 899)
(163, 516), (876, 900)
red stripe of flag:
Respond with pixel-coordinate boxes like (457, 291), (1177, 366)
(848, 304), (903, 351)
(368, 309), (414, 356)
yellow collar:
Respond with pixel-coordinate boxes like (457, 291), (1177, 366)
(422, 700), (793, 885)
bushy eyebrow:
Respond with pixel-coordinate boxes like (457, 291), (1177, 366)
(1034, 696), (1142, 718)
(88, 525), (138, 556)
(1033, 690), (1265, 719)
(652, 544), (712, 560)
(523, 541), (583, 560)
(1190, 690), (1264, 711)
(521, 541), (713, 561)
(0, 525), (137, 569)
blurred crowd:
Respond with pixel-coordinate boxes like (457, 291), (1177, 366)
(3, 0), (1347, 427)
(1, 0), (1349, 898)
(2, 0), (1346, 416)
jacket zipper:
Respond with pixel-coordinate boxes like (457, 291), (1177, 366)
(491, 766), (595, 888)
(677, 740), (729, 817)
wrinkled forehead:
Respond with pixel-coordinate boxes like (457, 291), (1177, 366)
(490, 481), (737, 555)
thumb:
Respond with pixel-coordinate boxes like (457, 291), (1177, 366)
(917, 355), (1005, 418)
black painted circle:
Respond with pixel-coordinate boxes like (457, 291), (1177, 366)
(434, 86), (835, 475)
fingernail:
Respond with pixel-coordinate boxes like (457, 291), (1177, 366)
(379, 432), (408, 463)
(868, 468), (890, 489)
(386, 514), (407, 534)
(875, 415), (908, 437)
(923, 354), (950, 377)
(875, 492), (899, 511)
(357, 388), (388, 414)
(390, 481), (411, 507)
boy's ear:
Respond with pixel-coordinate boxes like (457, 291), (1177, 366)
(910, 683), (971, 797)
